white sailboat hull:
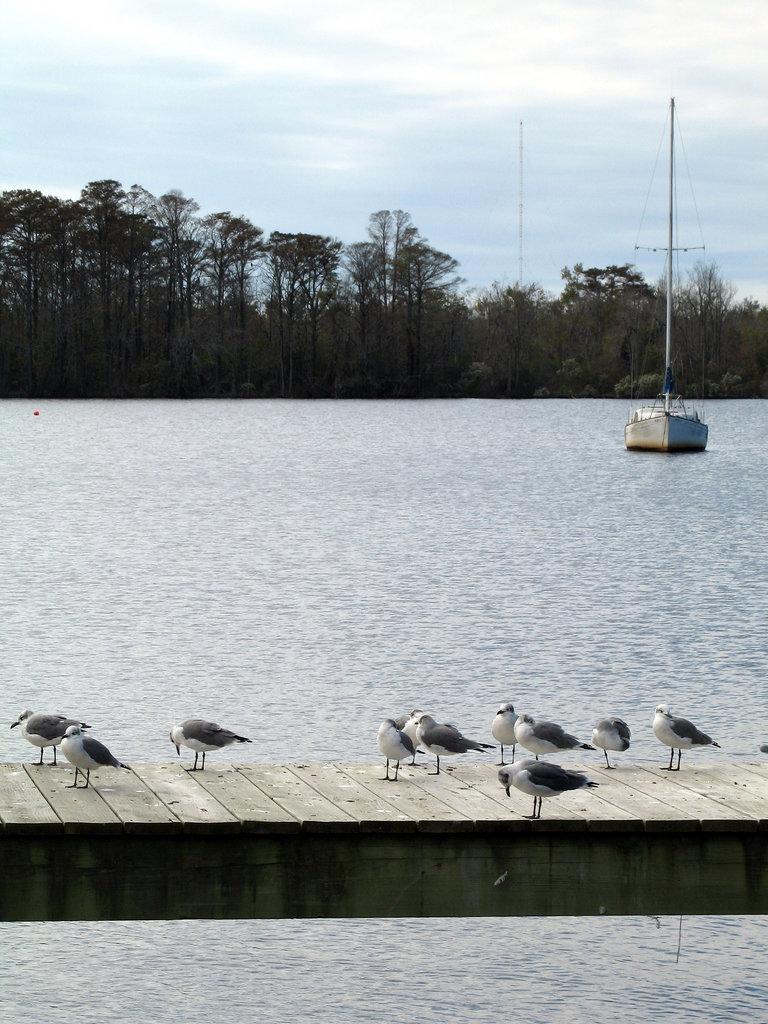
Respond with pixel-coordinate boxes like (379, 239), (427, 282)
(625, 407), (708, 451)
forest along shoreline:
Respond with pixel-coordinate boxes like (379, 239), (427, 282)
(1, 185), (764, 401)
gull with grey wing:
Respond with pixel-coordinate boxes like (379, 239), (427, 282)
(652, 703), (720, 770)
(377, 718), (417, 781)
(591, 717), (631, 768)
(416, 714), (494, 775)
(170, 718), (252, 770)
(491, 702), (518, 765)
(514, 713), (594, 759)
(10, 710), (91, 766)
(499, 758), (598, 819)
(60, 725), (130, 788)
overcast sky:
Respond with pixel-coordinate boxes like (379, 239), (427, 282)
(2, 0), (766, 302)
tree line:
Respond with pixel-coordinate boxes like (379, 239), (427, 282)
(1, 180), (765, 399)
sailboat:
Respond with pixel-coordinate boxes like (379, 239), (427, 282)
(624, 98), (708, 452)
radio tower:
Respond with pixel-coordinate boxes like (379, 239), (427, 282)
(518, 120), (523, 287)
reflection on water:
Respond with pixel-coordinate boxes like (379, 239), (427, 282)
(2, 917), (767, 1024)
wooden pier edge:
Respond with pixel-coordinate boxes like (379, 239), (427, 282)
(1, 760), (767, 921)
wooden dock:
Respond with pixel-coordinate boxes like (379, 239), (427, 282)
(2, 759), (767, 920)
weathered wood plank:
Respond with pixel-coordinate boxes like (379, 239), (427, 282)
(21, 764), (124, 834)
(92, 770), (184, 834)
(408, 763), (533, 829)
(621, 767), (760, 831)
(338, 763), (475, 832)
(131, 764), (240, 833)
(288, 763), (417, 832)
(571, 766), (702, 831)
(650, 765), (768, 827)
(193, 767), (301, 833)
(0, 764), (62, 834)
(239, 764), (358, 832)
(2, 762), (767, 835)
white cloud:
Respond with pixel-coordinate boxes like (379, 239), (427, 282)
(1, 0), (766, 300)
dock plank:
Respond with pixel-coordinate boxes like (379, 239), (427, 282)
(131, 764), (240, 833)
(288, 763), (417, 832)
(650, 765), (768, 827)
(192, 768), (301, 833)
(622, 767), (760, 831)
(572, 766), (702, 831)
(239, 764), (358, 832)
(338, 763), (475, 832)
(92, 770), (183, 834)
(0, 764), (62, 834)
(21, 764), (124, 834)
(404, 763), (532, 830)
(1, 761), (766, 837)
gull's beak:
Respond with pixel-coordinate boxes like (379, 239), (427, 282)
(505, 785), (511, 797)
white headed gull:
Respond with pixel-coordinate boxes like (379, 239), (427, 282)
(652, 703), (720, 771)
(499, 758), (598, 819)
(377, 718), (417, 781)
(170, 718), (252, 770)
(491, 702), (518, 765)
(393, 709), (423, 764)
(591, 717), (631, 768)
(514, 713), (594, 759)
(416, 714), (494, 775)
(60, 725), (130, 788)
(11, 710), (91, 766)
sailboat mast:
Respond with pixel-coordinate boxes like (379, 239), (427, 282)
(665, 97), (675, 411)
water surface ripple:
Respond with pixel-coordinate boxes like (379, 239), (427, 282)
(2, 399), (766, 1023)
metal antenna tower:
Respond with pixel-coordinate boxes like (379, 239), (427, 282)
(518, 120), (523, 287)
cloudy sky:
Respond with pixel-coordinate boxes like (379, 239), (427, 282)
(2, 0), (766, 302)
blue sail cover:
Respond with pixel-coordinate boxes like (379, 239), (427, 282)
(664, 365), (675, 394)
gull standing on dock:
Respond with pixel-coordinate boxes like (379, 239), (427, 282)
(499, 758), (598, 819)
(514, 713), (595, 759)
(592, 717), (631, 768)
(395, 709), (423, 764)
(377, 718), (417, 781)
(60, 725), (131, 788)
(652, 703), (720, 771)
(170, 718), (252, 770)
(10, 710), (91, 766)
(416, 714), (495, 775)
(491, 703), (518, 765)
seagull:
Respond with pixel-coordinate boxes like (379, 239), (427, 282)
(652, 703), (720, 771)
(499, 758), (598, 819)
(514, 713), (595, 759)
(10, 709), (91, 766)
(395, 709), (423, 764)
(377, 719), (417, 781)
(416, 714), (495, 775)
(170, 718), (252, 770)
(591, 717), (631, 768)
(491, 702), (518, 765)
(60, 725), (131, 788)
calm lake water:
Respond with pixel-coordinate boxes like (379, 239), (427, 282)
(2, 398), (767, 1023)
